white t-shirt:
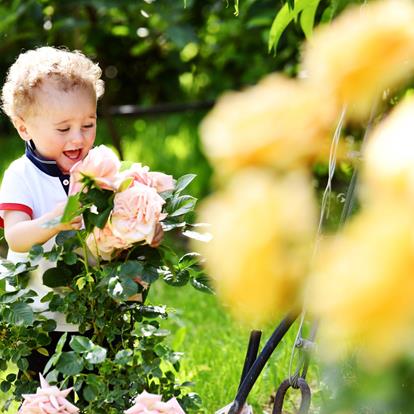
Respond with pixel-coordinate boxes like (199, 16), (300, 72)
(0, 146), (77, 331)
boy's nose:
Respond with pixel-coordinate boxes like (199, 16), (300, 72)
(70, 129), (86, 145)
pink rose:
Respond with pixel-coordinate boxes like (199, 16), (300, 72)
(19, 374), (79, 414)
(111, 182), (166, 245)
(69, 145), (120, 194)
(86, 223), (130, 261)
(122, 163), (175, 193)
(148, 171), (175, 193)
(124, 391), (186, 414)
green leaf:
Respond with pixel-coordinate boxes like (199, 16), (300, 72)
(115, 349), (133, 365)
(119, 261), (144, 279)
(85, 188), (114, 211)
(70, 336), (94, 353)
(174, 174), (196, 194)
(43, 267), (73, 288)
(8, 302), (34, 326)
(190, 274), (214, 294)
(56, 352), (84, 375)
(6, 374), (16, 382)
(85, 346), (107, 364)
(178, 252), (201, 268)
(268, 3), (295, 53)
(137, 305), (167, 319)
(108, 276), (138, 301)
(61, 194), (81, 223)
(0, 290), (26, 303)
(162, 269), (189, 287)
(92, 206), (112, 229)
(56, 230), (78, 246)
(0, 381), (11, 393)
(118, 177), (133, 192)
(28, 245), (44, 262)
(36, 347), (49, 357)
(42, 319), (57, 332)
(140, 265), (159, 284)
(17, 358), (28, 371)
(55, 332), (68, 353)
(300, 0), (320, 38)
(63, 251), (78, 265)
(168, 195), (197, 217)
(83, 385), (98, 402)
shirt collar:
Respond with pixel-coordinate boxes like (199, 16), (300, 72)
(25, 140), (63, 177)
(25, 140), (70, 194)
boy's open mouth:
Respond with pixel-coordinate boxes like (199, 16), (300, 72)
(63, 149), (82, 160)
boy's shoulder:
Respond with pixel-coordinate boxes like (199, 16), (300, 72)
(4, 154), (36, 178)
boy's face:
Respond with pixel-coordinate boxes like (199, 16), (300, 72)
(15, 80), (97, 174)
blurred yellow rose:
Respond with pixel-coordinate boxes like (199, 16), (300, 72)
(193, 168), (317, 326)
(308, 202), (414, 368)
(361, 96), (414, 204)
(199, 74), (337, 177)
(302, 0), (414, 122)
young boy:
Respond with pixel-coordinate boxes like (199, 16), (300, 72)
(0, 46), (105, 374)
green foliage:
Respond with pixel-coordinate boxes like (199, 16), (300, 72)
(267, 0), (368, 53)
(0, 169), (210, 412)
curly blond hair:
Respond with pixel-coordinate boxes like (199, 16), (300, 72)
(1, 46), (105, 119)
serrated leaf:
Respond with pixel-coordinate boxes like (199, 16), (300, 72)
(190, 275), (214, 294)
(169, 195), (197, 217)
(162, 268), (189, 287)
(178, 252), (201, 267)
(174, 174), (196, 194)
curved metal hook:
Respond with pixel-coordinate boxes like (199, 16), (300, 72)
(272, 378), (311, 414)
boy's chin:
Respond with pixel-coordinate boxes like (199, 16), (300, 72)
(57, 159), (79, 174)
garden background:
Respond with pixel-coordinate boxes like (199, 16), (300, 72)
(0, 1), (398, 413)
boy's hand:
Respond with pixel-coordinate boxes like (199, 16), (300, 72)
(51, 202), (82, 231)
(150, 223), (164, 248)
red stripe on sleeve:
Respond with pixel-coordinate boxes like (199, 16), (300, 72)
(0, 203), (33, 228)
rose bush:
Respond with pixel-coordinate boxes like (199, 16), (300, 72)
(0, 145), (209, 413)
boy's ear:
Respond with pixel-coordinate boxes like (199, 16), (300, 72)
(12, 116), (31, 141)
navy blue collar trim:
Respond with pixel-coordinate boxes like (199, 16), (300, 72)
(25, 141), (70, 194)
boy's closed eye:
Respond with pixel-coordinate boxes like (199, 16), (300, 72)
(57, 124), (94, 133)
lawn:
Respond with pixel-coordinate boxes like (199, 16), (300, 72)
(148, 282), (322, 413)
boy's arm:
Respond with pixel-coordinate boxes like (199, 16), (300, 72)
(3, 203), (81, 253)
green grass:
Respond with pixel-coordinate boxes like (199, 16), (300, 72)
(148, 282), (322, 413)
